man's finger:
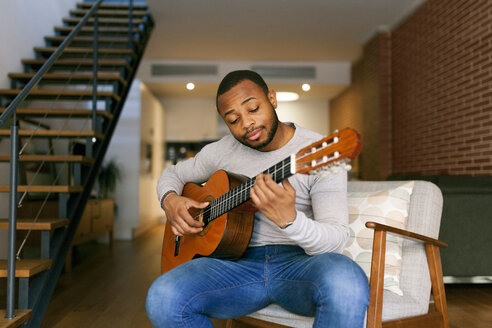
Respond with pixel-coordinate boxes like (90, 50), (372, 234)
(189, 200), (209, 209)
(179, 208), (204, 228)
(282, 179), (295, 193)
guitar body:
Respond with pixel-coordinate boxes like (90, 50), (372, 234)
(161, 170), (256, 274)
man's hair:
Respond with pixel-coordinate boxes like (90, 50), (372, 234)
(216, 70), (269, 109)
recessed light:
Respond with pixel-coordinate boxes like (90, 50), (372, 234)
(276, 92), (299, 102)
(186, 82), (195, 90)
(302, 83), (311, 92)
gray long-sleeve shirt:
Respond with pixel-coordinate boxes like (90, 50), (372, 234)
(157, 123), (349, 255)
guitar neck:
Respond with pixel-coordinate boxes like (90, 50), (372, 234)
(203, 155), (294, 225)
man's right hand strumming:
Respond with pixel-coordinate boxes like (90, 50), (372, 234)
(163, 194), (209, 236)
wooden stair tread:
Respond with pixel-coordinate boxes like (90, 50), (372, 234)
(45, 35), (138, 45)
(8, 72), (127, 86)
(22, 58), (132, 70)
(70, 9), (149, 17)
(0, 218), (69, 230)
(63, 17), (146, 25)
(34, 46), (136, 60)
(0, 129), (104, 139)
(55, 26), (143, 35)
(77, 2), (148, 10)
(0, 155), (94, 164)
(0, 185), (84, 193)
(0, 309), (32, 328)
(0, 259), (52, 278)
(0, 89), (120, 102)
(0, 107), (113, 119)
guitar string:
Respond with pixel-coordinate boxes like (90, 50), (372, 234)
(192, 157), (292, 222)
(187, 134), (351, 223)
(200, 159), (290, 220)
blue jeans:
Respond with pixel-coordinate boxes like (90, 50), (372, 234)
(146, 245), (369, 328)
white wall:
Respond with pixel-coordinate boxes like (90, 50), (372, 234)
(0, 0), (78, 88)
(276, 99), (330, 136)
(104, 80), (141, 240)
(160, 98), (217, 141)
(138, 83), (166, 233)
(104, 80), (167, 240)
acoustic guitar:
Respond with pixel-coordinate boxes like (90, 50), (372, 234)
(161, 128), (362, 274)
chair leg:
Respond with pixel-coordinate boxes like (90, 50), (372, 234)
(367, 230), (386, 328)
(425, 244), (449, 328)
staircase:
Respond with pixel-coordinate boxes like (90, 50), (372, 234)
(0, 1), (153, 327)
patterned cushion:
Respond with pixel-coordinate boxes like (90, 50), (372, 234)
(343, 182), (414, 296)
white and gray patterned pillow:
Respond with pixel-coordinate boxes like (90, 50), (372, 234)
(344, 181), (414, 296)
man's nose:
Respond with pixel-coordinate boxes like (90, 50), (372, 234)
(243, 116), (255, 130)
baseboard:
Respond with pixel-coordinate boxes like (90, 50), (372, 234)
(444, 276), (492, 283)
(132, 217), (161, 239)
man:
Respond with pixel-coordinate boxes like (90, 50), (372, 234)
(146, 70), (369, 327)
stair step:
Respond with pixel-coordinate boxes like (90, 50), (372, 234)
(63, 17), (146, 26)
(0, 89), (120, 102)
(0, 310), (32, 328)
(70, 9), (149, 17)
(0, 107), (113, 119)
(0, 185), (84, 193)
(77, 2), (148, 10)
(33, 46), (137, 60)
(0, 259), (52, 278)
(45, 35), (138, 46)
(0, 129), (104, 139)
(55, 25), (143, 36)
(22, 58), (132, 72)
(0, 218), (69, 230)
(0, 155), (94, 164)
(8, 72), (127, 87)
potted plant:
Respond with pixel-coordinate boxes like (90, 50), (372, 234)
(97, 159), (122, 199)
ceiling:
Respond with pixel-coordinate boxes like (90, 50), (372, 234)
(140, 0), (426, 99)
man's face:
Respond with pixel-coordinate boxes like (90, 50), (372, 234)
(217, 80), (279, 151)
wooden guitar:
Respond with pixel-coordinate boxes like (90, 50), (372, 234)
(161, 128), (362, 274)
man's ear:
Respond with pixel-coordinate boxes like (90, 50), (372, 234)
(268, 90), (278, 109)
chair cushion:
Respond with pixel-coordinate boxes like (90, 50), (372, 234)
(247, 303), (314, 328)
(343, 181), (414, 296)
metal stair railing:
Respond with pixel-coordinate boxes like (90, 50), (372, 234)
(0, 0), (153, 326)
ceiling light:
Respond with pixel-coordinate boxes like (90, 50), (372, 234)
(276, 92), (299, 102)
(302, 83), (311, 92)
(186, 82), (195, 90)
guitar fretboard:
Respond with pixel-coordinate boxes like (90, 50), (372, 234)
(202, 156), (292, 225)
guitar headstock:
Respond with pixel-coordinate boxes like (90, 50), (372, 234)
(295, 128), (362, 175)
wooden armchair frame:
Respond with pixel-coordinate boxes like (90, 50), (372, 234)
(226, 221), (449, 328)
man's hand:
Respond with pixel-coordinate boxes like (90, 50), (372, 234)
(250, 174), (297, 228)
(163, 194), (209, 236)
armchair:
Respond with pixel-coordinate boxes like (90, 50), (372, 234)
(226, 180), (449, 328)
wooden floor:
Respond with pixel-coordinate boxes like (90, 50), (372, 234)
(41, 224), (492, 327)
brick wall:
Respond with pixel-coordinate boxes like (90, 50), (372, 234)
(331, 0), (492, 178)
(392, 0), (492, 176)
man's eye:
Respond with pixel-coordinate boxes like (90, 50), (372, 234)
(250, 106), (259, 112)
(229, 118), (239, 125)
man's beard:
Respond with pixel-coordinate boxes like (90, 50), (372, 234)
(237, 109), (279, 150)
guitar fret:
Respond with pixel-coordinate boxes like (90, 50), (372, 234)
(206, 156), (292, 224)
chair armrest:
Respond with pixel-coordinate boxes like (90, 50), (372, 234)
(365, 221), (448, 248)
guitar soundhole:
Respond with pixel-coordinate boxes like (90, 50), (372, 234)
(199, 221), (212, 236)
